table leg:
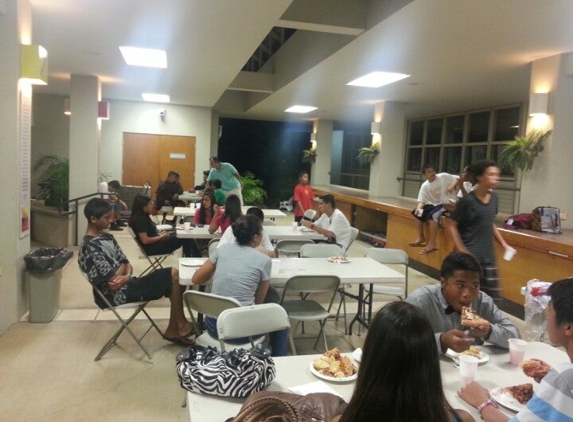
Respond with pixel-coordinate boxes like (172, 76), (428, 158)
(347, 284), (370, 335)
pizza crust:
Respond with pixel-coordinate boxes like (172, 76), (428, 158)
(461, 306), (488, 328)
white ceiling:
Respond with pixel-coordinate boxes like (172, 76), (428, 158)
(30, 0), (573, 122)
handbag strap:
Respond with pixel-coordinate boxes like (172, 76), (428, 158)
(229, 395), (300, 422)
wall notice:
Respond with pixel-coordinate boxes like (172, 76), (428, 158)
(19, 85), (32, 239)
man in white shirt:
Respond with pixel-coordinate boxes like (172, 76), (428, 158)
(410, 165), (458, 255)
(301, 194), (351, 253)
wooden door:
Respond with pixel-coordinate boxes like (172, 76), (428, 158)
(122, 133), (196, 191)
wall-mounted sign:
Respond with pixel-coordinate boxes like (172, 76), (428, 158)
(170, 153), (186, 160)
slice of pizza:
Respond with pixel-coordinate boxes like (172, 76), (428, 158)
(504, 383), (533, 405)
(461, 306), (488, 328)
(520, 359), (551, 382)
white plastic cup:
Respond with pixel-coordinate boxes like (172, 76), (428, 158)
(508, 339), (528, 365)
(195, 190), (201, 195)
(504, 248), (517, 261)
(271, 259), (281, 276)
(184, 222), (191, 231)
(292, 222), (298, 232)
(459, 355), (479, 386)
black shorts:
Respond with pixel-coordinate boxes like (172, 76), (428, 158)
(124, 267), (173, 303)
(411, 204), (443, 222)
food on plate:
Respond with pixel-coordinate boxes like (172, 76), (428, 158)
(312, 348), (356, 378)
(504, 383), (533, 405)
(329, 256), (349, 263)
(461, 306), (488, 328)
(520, 359), (551, 382)
(459, 346), (484, 359)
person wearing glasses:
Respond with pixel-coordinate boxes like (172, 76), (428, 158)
(405, 252), (520, 353)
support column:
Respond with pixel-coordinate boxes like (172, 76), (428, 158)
(520, 53), (573, 229)
(369, 101), (407, 197)
(69, 74), (100, 238)
(0, 0), (33, 333)
(312, 119), (334, 186)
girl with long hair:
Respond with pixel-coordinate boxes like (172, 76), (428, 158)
(336, 302), (474, 422)
(129, 194), (199, 257)
(193, 190), (220, 225)
(208, 194), (242, 234)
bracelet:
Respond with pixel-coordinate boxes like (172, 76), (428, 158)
(477, 399), (497, 419)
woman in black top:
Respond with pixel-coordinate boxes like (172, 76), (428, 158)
(129, 194), (199, 257)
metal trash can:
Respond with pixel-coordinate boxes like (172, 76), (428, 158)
(24, 248), (73, 323)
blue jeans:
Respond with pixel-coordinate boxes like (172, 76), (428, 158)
(205, 316), (288, 357)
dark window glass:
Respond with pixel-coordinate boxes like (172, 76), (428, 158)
(409, 121), (424, 146)
(465, 145), (487, 166)
(468, 112), (490, 143)
(425, 148), (441, 171)
(494, 107), (520, 141)
(443, 147), (462, 174)
(445, 115), (465, 144)
(426, 118), (443, 145)
(407, 148), (422, 172)
(491, 144), (514, 176)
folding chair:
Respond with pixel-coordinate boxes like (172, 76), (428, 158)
(302, 209), (317, 222)
(262, 220), (276, 226)
(275, 239), (315, 258)
(127, 227), (172, 277)
(207, 239), (220, 256)
(280, 275), (340, 355)
(362, 248), (409, 325)
(81, 271), (163, 361)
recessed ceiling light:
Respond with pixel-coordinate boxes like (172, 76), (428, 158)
(142, 93), (170, 103)
(285, 105), (317, 114)
(347, 71), (410, 88)
(119, 46), (167, 68)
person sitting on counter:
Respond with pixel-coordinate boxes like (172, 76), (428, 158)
(300, 194), (351, 253)
(458, 276), (573, 421)
(405, 252), (521, 353)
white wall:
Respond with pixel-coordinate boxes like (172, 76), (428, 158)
(100, 100), (215, 186)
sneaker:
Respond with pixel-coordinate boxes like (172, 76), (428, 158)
(109, 223), (123, 231)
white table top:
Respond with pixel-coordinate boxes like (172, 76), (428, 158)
(186, 342), (569, 422)
(176, 225), (325, 241)
(173, 206), (287, 219)
(178, 257), (404, 286)
(179, 192), (202, 202)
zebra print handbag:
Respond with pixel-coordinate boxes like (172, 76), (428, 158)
(176, 344), (276, 398)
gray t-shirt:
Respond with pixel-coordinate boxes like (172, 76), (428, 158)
(209, 243), (272, 306)
(450, 191), (498, 265)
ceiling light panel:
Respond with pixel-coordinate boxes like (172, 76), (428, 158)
(119, 46), (167, 68)
(285, 105), (317, 114)
(141, 93), (170, 103)
(347, 71), (410, 88)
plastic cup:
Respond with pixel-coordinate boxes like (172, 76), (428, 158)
(459, 355), (479, 386)
(504, 248), (517, 261)
(508, 339), (527, 365)
(195, 190), (201, 195)
(292, 222), (298, 232)
(183, 222), (191, 231)
(271, 259), (281, 276)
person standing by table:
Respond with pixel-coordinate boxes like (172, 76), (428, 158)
(293, 170), (315, 224)
(207, 156), (243, 205)
(458, 277), (573, 421)
(445, 160), (515, 304)
(300, 194), (351, 253)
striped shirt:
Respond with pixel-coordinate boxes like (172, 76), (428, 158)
(511, 363), (573, 422)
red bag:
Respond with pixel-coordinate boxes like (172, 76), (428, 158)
(504, 213), (532, 230)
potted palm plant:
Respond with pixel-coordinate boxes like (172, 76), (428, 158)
(241, 171), (268, 205)
(356, 143), (380, 166)
(499, 130), (552, 173)
(33, 155), (70, 210)
(302, 147), (317, 163)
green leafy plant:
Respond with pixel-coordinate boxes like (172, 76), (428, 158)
(33, 155), (69, 209)
(356, 143), (380, 165)
(499, 130), (552, 173)
(241, 171), (268, 205)
(302, 147), (317, 163)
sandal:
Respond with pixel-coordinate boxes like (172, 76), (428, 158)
(420, 247), (438, 255)
(408, 241), (426, 247)
(165, 336), (196, 346)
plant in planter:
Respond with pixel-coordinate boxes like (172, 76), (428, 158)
(33, 155), (69, 210)
(499, 130), (552, 173)
(356, 142), (380, 165)
(302, 147), (317, 163)
(241, 171), (268, 205)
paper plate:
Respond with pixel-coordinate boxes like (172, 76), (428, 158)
(309, 362), (357, 383)
(452, 351), (490, 365)
(180, 259), (204, 267)
(327, 257), (351, 263)
(490, 387), (525, 413)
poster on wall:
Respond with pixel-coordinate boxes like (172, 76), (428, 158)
(19, 85), (32, 239)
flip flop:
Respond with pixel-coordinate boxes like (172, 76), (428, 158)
(420, 247), (438, 255)
(408, 241), (426, 247)
(164, 336), (196, 346)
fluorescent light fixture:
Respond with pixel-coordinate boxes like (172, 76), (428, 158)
(285, 105), (317, 114)
(347, 71), (410, 88)
(142, 93), (170, 103)
(119, 46), (167, 68)
(529, 92), (549, 116)
(21, 44), (48, 85)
